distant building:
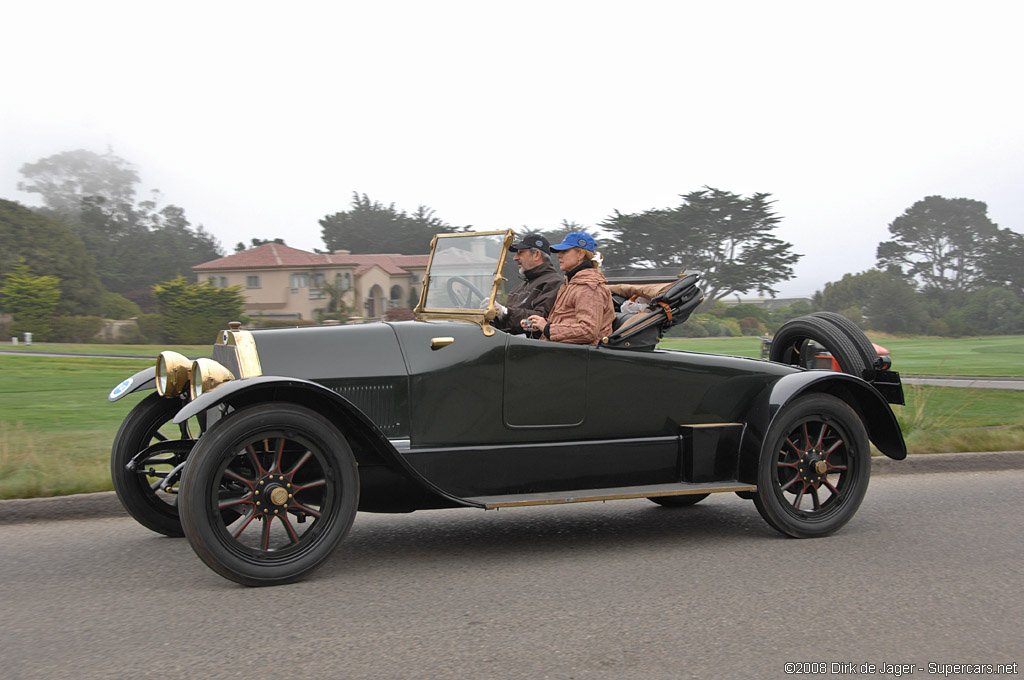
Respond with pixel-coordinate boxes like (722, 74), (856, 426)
(192, 243), (428, 320)
(720, 296), (814, 311)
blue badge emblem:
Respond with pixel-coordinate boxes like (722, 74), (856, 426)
(578, 238), (587, 246)
(109, 377), (133, 400)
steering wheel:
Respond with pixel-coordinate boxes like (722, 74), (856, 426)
(446, 276), (487, 308)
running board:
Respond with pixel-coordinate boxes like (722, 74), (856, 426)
(466, 481), (756, 509)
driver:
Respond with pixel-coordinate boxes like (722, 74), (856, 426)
(491, 233), (564, 335)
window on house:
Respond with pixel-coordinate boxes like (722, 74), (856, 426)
(208, 276), (216, 285)
(219, 276), (228, 288)
(290, 272), (310, 288)
(246, 275), (260, 288)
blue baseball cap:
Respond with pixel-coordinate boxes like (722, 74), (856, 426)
(549, 231), (597, 253)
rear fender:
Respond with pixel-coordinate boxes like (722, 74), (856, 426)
(107, 367), (156, 402)
(173, 376), (479, 509)
(738, 371), (907, 482)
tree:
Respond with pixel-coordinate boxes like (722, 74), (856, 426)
(17, 149), (224, 294)
(111, 203), (222, 292)
(236, 237), (286, 253)
(821, 269), (928, 334)
(153, 277), (245, 345)
(1, 260), (62, 340)
(876, 196), (1000, 295)
(980, 226), (1024, 297)
(18, 148), (139, 222)
(600, 188), (801, 302)
(0, 199), (104, 315)
(320, 193), (464, 254)
(957, 288), (1024, 335)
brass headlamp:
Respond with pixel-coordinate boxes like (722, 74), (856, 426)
(190, 358), (236, 399)
(155, 351), (193, 398)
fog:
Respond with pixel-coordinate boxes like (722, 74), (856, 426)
(2, 1), (1022, 296)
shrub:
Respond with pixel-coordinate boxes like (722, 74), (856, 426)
(718, 318), (742, 337)
(134, 314), (164, 343)
(723, 303), (770, 323)
(99, 292), (141, 320)
(384, 306), (415, 322)
(123, 289), (157, 314)
(49, 316), (104, 343)
(700, 320), (723, 337)
(2, 261), (61, 341)
(114, 323), (149, 344)
(738, 317), (766, 336)
(153, 277), (245, 344)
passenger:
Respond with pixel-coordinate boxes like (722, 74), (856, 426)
(523, 231), (614, 345)
(491, 233), (564, 335)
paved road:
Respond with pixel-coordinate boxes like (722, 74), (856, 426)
(902, 376), (1024, 390)
(2, 469), (1021, 680)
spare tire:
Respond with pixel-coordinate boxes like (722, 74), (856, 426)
(769, 315), (867, 378)
(812, 311), (880, 370)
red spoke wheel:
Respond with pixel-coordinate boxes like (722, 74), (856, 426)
(753, 394), (870, 538)
(179, 403), (358, 586)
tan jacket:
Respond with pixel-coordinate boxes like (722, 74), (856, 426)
(543, 265), (614, 345)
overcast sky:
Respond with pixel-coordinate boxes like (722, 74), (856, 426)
(2, 1), (1021, 297)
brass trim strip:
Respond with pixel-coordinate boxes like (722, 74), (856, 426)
(471, 483), (757, 509)
(681, 422), (744, 429)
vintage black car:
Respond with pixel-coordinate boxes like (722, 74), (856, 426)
(108, 230), (906, 586)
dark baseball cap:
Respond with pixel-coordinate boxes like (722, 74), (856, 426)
(509, 233), (551, 252)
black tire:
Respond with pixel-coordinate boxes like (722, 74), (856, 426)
(648, 493), (710, 507)
(111, 393), (196, 536)
(812, 312), (880, 370)
(178, 403), (359, 586)
(769, 315), (868, 377)
(752, 394), (870, 538)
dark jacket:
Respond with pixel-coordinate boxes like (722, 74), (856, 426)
(494, 261), (564, 334)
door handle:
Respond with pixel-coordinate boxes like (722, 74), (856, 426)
(430, 337), (455, 350)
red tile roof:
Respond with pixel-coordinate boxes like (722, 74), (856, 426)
(193, 243), (428, 275)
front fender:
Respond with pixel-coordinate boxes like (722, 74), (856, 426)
(107, 367), (156, 402)
(766, 371), (907, 460)
(173, 376), (481, 510)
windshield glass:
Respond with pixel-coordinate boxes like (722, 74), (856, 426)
(423, 232), (508, 310)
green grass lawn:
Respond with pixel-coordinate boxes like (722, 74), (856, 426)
(1, 342), (1023, 499)
(0, 355), (153, 498)
(1, 342), (210, 357)
(896, 383), (1024, 454)
(659, 334), (1024, 377)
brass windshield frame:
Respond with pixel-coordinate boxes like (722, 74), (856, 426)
(413, 230), (514, 336)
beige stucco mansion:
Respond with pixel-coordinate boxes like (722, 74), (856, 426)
(193, 243), (428, 321)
